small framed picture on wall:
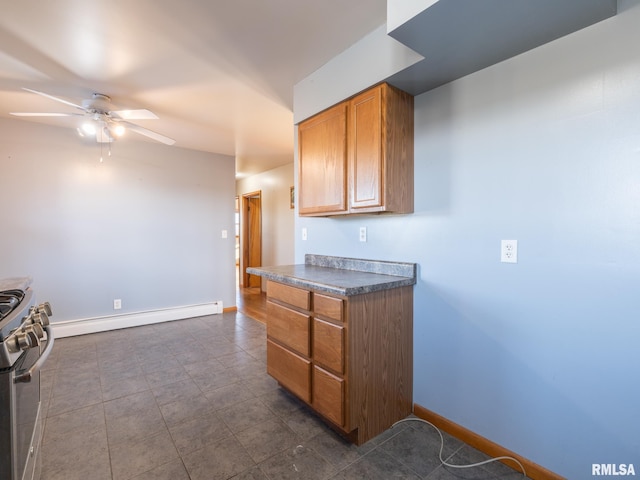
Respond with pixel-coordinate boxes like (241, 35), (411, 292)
(290, 186), (295, 209)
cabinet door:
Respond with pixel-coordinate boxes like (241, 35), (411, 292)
(349, 85), (383, 210)
(267, 340), (311, 402)
(298, 103), (348, 215)
(313, 366), (345, 427)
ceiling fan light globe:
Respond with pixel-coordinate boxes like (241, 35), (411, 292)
(112, 125), (126, 137)
(81, 122), (96, 135)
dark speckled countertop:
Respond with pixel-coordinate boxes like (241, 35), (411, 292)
(246, 254), (416, 296)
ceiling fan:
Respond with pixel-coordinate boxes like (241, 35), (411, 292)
(10, 88), (176, 145)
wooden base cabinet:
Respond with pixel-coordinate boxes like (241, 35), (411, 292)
(265, 280), (413, 445)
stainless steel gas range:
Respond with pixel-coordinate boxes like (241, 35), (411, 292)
(0, 277), (54, 480)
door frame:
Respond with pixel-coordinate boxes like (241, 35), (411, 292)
(241, 190), (262, 288)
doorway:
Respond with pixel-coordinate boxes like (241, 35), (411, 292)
(241, 191), (262, 288)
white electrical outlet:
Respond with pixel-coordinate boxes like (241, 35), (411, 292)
(501, 240), (518, 263)
(113, 299), (122, 310)
(302, 227), (308, 241)
(221, 229), (228, 239)
(359, 226), (367, 242)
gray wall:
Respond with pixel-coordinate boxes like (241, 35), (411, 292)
(294, 1), (640, 478)
(0, 118), (236, 321)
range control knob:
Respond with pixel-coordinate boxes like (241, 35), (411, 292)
(37, 302), (53, 316)
(8, 328), (39, 353)
(23, 326), (40, 348)
(30, 323), (45, 341)
(30, 311), (50, 327)
(15, 332), (33, 351)
(30, 301), (52, 316)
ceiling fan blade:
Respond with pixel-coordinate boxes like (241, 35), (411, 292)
(10, 112), (83, 117)
(121, 121), (176, 145)
(110, 109), (158, 120)
(22, 88), (87, 111)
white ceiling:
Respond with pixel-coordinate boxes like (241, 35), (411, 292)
(0, 0), (386, 176)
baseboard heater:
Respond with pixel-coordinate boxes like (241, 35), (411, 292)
(51, 301), (223, 338)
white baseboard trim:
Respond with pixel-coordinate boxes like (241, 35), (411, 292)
(51, 302), (223, 338)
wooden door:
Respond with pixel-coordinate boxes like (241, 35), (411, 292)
(241, 191), (262, 288)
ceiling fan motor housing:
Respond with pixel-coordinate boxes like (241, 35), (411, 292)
(82, 93), (113, 114)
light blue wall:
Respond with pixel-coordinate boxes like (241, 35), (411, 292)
(0, 118), (237, 321)
(294, 1), (640, 477)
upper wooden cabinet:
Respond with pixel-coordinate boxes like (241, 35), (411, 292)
(298, 83), (414, 216)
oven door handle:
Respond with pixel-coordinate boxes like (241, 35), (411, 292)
(14, 325), (55, 384)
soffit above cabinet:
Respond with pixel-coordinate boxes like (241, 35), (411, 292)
(385, 0), (617, 95)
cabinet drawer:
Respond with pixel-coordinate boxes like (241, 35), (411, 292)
(314, 293), (343, 322)
(267, 301), (310, 356)
(313, 318), (344, 374)
(267, 281), (310, 311)
(267, 340), (311, 402)
(313, 366), (345, 427)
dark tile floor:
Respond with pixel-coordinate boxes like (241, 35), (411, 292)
(39, 311), (529, 480)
